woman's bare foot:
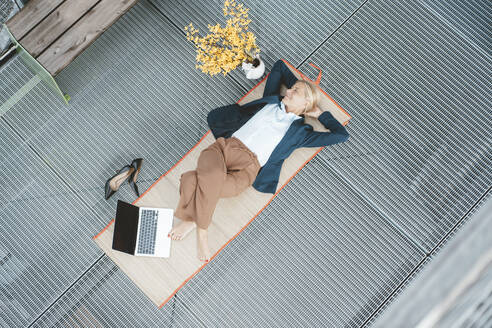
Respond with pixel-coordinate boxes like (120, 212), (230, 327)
(168, 219), (196, 240)
(196, 227), (210, 262)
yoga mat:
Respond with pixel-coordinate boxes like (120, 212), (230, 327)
(93, 59), (351, 308)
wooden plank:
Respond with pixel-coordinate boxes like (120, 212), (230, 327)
(5, 0), (64, 41)
(22, 0), (100, 58)
(93, 60), (352, 307)
(37, 0), (139, 76)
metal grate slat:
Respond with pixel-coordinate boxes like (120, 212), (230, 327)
(302, 0), (491, 252)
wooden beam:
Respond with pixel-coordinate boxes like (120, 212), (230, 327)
(5, 0), (65, 41)
(22, 0), (100, 58)
(37, 0), (139, 76)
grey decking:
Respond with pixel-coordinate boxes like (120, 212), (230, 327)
(0, 0), (490, 327)
(372, 190), (492, 328)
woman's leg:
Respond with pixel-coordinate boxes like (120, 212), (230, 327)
(170, 139), (228, 262)
(174, 139), (227, 230)
(170, 137), (259, 262)
(220, 161), (259, 198)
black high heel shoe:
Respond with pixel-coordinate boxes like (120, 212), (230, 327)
(128, 158), (144, 197)
(104, 165), (134, 200)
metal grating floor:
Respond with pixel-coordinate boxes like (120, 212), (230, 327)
(0, 0), (490, 327)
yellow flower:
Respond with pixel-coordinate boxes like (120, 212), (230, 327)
(185, 0), (259, 76)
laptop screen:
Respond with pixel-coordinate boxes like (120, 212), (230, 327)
(112, 200), (140, 254)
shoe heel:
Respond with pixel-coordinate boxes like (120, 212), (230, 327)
(128, 158), (143, 197)
(104, 165), (134, 200)
(130, 158), (144, 182)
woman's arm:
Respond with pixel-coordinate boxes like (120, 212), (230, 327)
(301, 110), (350, 147)
(263, 60), (298, 97)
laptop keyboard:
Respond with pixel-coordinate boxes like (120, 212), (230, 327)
(137, 209), (159, 255)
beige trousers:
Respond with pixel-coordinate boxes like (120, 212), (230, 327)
(174, 136), (261, 229)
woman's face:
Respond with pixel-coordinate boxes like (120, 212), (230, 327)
(284, 82), (308, 114)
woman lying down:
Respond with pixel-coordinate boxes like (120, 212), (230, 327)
(168, 59), (350, 262)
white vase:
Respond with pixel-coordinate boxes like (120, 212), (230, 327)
(241, 55), (265, 79)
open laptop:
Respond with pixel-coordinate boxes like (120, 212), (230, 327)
(112, 200), (174, 258)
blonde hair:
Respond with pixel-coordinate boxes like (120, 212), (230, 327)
(296, 80), (320, 115)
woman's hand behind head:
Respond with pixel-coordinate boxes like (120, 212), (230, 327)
(305, 106), (324, 119)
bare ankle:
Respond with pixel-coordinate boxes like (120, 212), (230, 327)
(197, 227), (208, 235)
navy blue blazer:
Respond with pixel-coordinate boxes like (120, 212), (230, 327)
(207, 60), (350, 194)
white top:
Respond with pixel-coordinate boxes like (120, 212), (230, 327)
(232, 101), (301, 166)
